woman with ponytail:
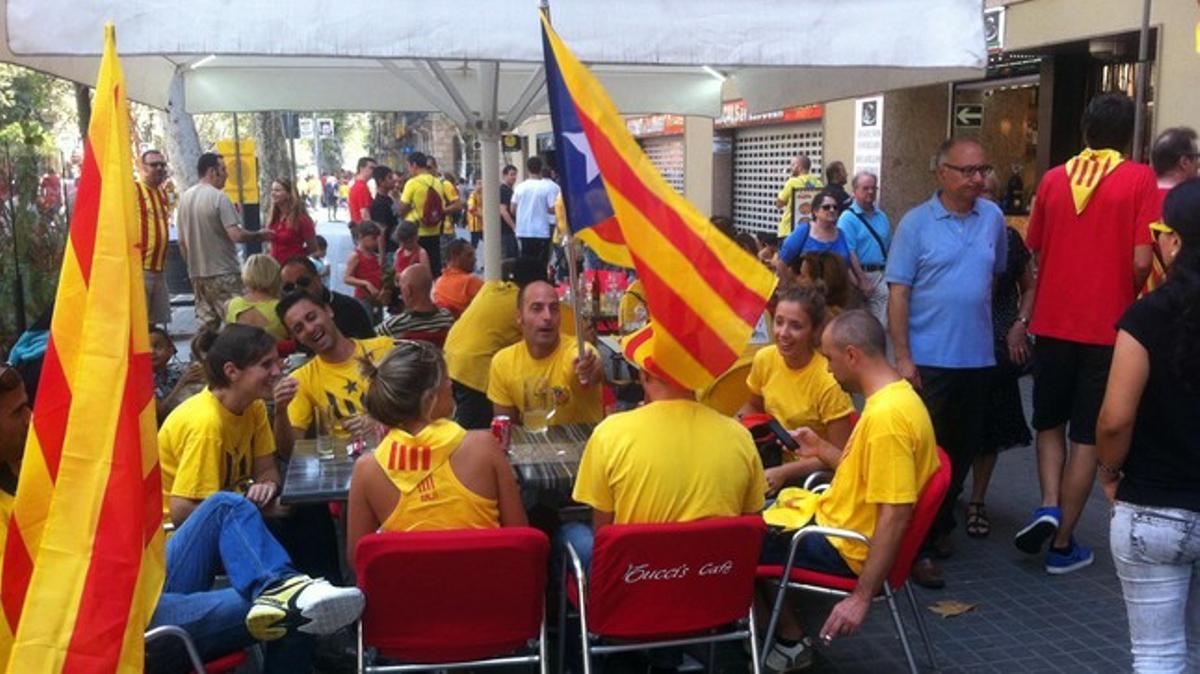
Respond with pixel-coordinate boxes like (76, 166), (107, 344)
(346, 341), (526, 566)
(1097, 177), (1200, 671)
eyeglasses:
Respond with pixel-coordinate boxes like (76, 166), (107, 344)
(282, 276), (314, 294)
(818, 203), (839, 211)
(1150, 221), (1176, 237)
(0, 364), (21, 393)
(145, 161), (167, 169)
(941, 163), (994, 178)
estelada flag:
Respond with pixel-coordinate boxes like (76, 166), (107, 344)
(541, 12), (776, 391)
(1, 24), (165, 673)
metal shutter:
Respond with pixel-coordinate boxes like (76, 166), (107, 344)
(640, 136), (685, 195)
(733, 123), (823, 234)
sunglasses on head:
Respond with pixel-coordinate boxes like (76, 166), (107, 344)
(282, 276), (314, 294)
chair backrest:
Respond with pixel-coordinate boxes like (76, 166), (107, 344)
(355, 528), (549, 663)
(586, 516), (766, 640)
(887, 447), (951, 589)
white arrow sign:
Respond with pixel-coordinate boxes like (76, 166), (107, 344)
(954, 104), (983, 128)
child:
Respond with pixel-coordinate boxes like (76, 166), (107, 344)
(344, 221), (387, 319)
(151, 325), (209, 422)
(310, 234), (331, 286)
(392, 221), (431, 277)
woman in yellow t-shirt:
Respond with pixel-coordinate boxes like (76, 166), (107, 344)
(741, 286), (855, 494)
(346, 341), (527, 566)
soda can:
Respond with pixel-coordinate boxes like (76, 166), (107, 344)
(491, 415), (512, 452)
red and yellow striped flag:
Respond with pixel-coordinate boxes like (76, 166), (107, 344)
(1, 24), (165, 673)
(541, 12), (776, 390)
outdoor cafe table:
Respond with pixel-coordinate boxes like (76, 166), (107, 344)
(279, 425), (593, 506)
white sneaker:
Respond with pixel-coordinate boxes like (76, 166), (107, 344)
(763, 637), (814, 672)
(246, 575), (365, 641)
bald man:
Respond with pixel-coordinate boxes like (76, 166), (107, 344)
(375, 263), (456, 346)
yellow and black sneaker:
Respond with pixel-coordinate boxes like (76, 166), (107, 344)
(246, 575), (365, 642)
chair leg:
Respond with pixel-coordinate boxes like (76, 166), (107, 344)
(357, 620), (365, 674)
(557, 574), (568, 674)
(883, 582), (919, 674)
(760, 579), (788, 669)
(747, 606), (763, 674)
(539, 612), (549, 674)
(705, 641), (716, 673)
(905, 582), (938, 671)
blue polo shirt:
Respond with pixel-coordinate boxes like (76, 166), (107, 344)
(885, 192), (1007, 368)
(837, 201), (891, 267)
(778, 223), (853, 266)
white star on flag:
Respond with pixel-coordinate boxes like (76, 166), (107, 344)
(563, 131), (601, 184)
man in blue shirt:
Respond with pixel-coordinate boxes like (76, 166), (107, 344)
(885, 137), (1007, 589)
(837, 172), (891, 327)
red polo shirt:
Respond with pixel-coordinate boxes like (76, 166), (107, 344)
(348, 179), (372, 225)
(1026, 160), (1158, 346)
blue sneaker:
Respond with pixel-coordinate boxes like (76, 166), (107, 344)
(1045, 539), (1095, 575)
(1014, 506), (1061, 554)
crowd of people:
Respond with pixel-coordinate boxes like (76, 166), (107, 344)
(1, 89), (1198, 672)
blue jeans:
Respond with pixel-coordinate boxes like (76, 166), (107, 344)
(558, 521), (594, 573)
(1111, 501), (1200, 673)
(147, 493), (314, 674)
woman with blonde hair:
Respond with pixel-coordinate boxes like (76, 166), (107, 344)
(346, 341), (526, 566)
(225, 254), (288, 340)
(266, 178), (317, 264)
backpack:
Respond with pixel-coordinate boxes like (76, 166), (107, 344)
(420, 175), (445, 229)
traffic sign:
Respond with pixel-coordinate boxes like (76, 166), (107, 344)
(954, 104), (983, 128)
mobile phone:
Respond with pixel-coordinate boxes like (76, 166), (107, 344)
(766, 419), (800, 450)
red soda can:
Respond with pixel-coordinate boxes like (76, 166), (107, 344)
(491, 415), (512, 452)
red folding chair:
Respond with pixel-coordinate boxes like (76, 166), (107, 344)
(759, 448), (951, 674)
(354, 528), (550, 672)
(560, 516), (766, 674)
(143, 625), (250, 674)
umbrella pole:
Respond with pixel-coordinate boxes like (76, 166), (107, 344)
(480, 130), (502, 281)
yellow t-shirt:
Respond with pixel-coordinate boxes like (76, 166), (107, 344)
(466, 191), (482, 233)
(441, 180), (460, 234)
(400, 173), (444, 237)
(573, 399), (767, 524)
(286, 336), (395, 438)
(487, 338), (603, 426)
(225, 296), (288, 341)
(746, 347), (853, 452)
(444, 281), (522, 392)
(814, 379), (938, 574)
(375, 419), (499, 532)
(776, 174), (825, 236)
(157, 388), (275, 517)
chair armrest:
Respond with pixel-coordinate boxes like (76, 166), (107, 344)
(771, 526), (871, 588)
(802, 471), (833, 491)
(145, 625), (206, 673)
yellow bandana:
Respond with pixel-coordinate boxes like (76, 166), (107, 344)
(1064, 148), (1124, 214)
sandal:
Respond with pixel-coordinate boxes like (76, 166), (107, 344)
(966, 502), (990, 538)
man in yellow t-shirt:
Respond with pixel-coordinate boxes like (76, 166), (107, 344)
(398, 151), (447, 276)
(487, 280), (603, 427)
(760, 310), (938, 669)
(443, 258), (547, 429)
(776, 154), (825, 237)
(273, 292), (395, 457)
(565, 334), (767, 569)
(427, 158), (463, 237)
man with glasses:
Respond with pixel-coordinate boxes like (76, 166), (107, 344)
(1016, 93), (1159, 575)
(1142, 127), (1199, 295)
(885, 137), (1007, 589)
(137, 149), (174, 326)
(279, 256), (374, 340)
(177, 152), (272, 330)
(837, 171), (891, 327)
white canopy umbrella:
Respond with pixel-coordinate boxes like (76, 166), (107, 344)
(4, 0), (987, 277)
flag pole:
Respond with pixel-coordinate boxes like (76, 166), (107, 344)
(542, 0), (587, 362)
